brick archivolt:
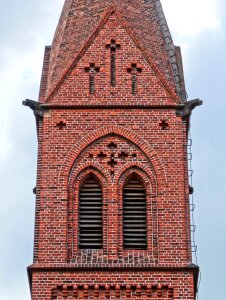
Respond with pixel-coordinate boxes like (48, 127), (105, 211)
(67, 133), (159, 261)
(69, 134), (156, 185)
(59, 125), (167, 188)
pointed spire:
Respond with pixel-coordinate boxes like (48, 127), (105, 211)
(39, 0), (186, 102)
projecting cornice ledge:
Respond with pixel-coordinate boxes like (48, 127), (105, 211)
(22, 99), (203, 118)
(27, 263), (199, 272)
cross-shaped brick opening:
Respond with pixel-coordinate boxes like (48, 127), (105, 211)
(106, 39), (121, 50)
(106, 39), (120, 87)
(108, 158), (117, 168)
(108, 142), (117, 149)
(118, 151), (128, 159)
(127, 63), (142, 95)
(159, 120), (169, 130)
(97, 151), (107, 159)
(56, 121), (66, 130)
(84, 63), (100, 94)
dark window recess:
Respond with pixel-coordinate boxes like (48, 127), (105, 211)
(110, 49), (116, 86)
(79, 175), (103, 249)
(84, 63), (100, 94)
(123, 176), (147, 249)
(127, 64), (142, 95)
(89, 73), (95, 94)
(131, 74), (137, 95)
(106, 40), (120, 87)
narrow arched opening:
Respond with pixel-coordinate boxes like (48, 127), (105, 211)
(123, 173), (147, 249)
(79, 174), (103, 249)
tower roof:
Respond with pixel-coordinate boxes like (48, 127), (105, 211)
(39, 0), (186, 102)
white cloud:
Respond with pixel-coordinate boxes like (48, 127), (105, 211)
(161, 0), (224, 76)
(0, 48), (41, 162)
(0, 2), (64, 299)
(161, 0), (222, 38)
(0, 0), (64, 164)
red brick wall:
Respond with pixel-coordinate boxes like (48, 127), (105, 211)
(35, 109), (190, 263)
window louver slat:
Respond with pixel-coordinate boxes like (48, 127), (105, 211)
(123, 179), (147, 249)
(79, 178), (103, 249)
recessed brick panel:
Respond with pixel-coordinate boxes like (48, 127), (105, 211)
(46, 0), (178, 99)
(48, 13), (176, 105)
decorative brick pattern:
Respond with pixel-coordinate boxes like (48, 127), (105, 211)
(47, 12), (178, 105)
(59, 124), (167, 189)
(44, 0), (182, 100)
(51, 284), (174, 299)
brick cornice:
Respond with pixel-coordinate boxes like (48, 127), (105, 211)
(40, 103), (185, 110)
(24, 99), (187, 113)
(28, 262), (199, 271)
(27, 263), (199, 293)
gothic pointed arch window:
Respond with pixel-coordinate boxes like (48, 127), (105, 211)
(79, 174), (103, 249)
(123, 174), (147, 249)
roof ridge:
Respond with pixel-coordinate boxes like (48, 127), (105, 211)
(153, 0), (187, 100)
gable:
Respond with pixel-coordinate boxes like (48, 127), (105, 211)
(47, 12), (179, 105)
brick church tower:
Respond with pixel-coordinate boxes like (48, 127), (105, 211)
(24, 0), (202, 299)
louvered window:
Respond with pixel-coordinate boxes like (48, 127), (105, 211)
(79, 175), (103, 249)
(123, 176), (147, 249)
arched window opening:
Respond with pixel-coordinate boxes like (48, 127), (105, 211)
(123, 174), (147, 249)
(79, 174), (103, 249)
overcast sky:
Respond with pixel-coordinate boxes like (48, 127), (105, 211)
(0, 0), (225, 299)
